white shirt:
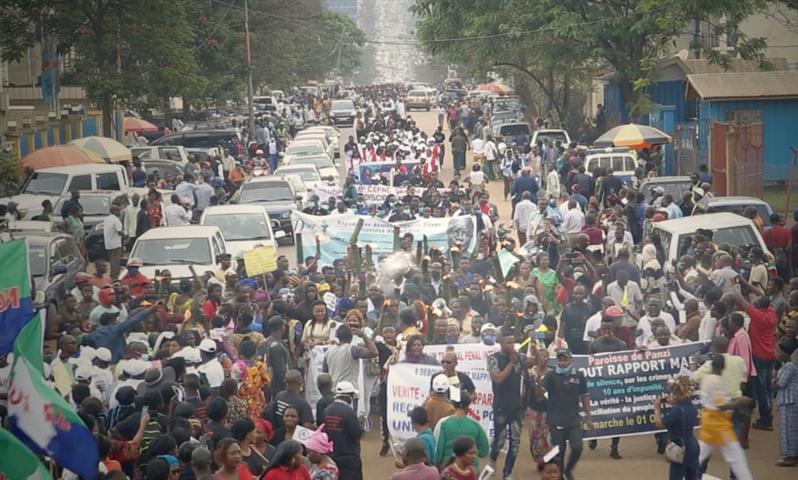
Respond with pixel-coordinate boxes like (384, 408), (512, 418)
(561, 207), (585, 234)
(102, 214), (123, 250)
(484, 141), (498, 161)
(583, 311), (603, 341)
(470, 170), (485, 186)
(123, 205), (139, 238)
(197, 358), (225, 388)
(546, 170), (560, 198)
(698, 311), (717, 342)
(471, 138), (484, 155)
(635, 312), (676, 345)
(164, 204), (191, 226)
(513, 199), (537, 232)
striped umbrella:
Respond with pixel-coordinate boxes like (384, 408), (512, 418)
(124, 116), (159, 133)
(69, 136), (132, 163)
(21, 145), (105, 171)
(593, 124), (671, 149)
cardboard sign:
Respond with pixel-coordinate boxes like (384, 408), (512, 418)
(243, 246), (277, 275)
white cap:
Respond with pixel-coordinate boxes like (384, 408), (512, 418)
(199, 338), (217, 353)
(74, 366), (92, 381)
(173, 347), (202, 364)
(334, 381), (358, 396)
(480, 323), (497, 334)
(122, 359), (149, 376)
(95, 347), (112, 362)
(431, 373), (450, 393)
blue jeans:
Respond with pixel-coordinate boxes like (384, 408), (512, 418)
(669, 437), (699, 480)
(490, 410), (522, 478)
(752, 356), (774, 425)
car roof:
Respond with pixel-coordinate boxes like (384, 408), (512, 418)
(202, 205), (268, 215)
(652, 212), (756, 234)
(136, 225), (221, 240)
(33, 164), (124, 174)
(641, 176), (692, 184)
(698, 196), (768, 206)
(1, 231), (69, 244)
(535, 129), (568, 133)
(331, 99), (353, 105)
(246, 176), (291, 185)
(276, 165), (319, 172)
(288, 139), (324, 146)
(290, 154), (332, 163)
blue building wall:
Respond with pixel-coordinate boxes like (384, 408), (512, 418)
(698, 98), (798, 182)
(603, 80), (696, 128)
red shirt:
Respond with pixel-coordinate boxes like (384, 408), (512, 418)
(581, 226), (604, 246)
(120, 272), (151, 297)
(263, 464), (311, 480)
(746, 304), (777, 361)
(764, 225), (790, 252)
(202, 298), (219, 320)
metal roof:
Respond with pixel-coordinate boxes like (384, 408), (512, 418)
(596, 56), (788, 81)
(686, 71), (798, 100)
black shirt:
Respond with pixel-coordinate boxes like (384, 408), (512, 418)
(560, 302), (592, 344)
(323, 400), (363, 460)
(542, 368), (588, 428)
(262, 390), (314, 430)
(486, 351), (526, 416)
(588, 335), (627, 354)
(316, 392), (335, 426)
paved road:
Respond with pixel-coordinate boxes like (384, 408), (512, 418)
(281, 111), (790, 479)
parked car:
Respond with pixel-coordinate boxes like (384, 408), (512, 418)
(54, 191), (130, 232)
(0, 231), (86, 312)
(232, 177), (303, 244)
(2, 164), (131, 219)
(302, 125), (340, 152)
(584, 147), (637, 183)
(129, 225), (227, 280)
(405, 90), (433, 111)
(274, 165), (325, 191)
(651, 212), (772, 266)
(253, 95), (277, 112)
(329, 99), (357, 125)
(131, 146), (190, 165)
(141, 159), (187, 180)
(151, 128), (240, 159)
(489, 111), (524, 127)
(692, 196), (774, 228)
(492, 122), (531, 139)
(286, 154), (339, 183)
(442, 78), (467, 97)
(531, 129), (572, 148)
(292, 132), (336, 161)
(200, 204), (284, 258)
(284, 141), (330, 163)
(639, 176), (693, 204)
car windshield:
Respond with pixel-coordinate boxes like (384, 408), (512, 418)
(131, 238), (212, 266)
(55, 196), (111, 216)
(409, 92), (427, 98)
(239, 183), (294, 203)
(536, 132), (568, 145)
(29, 245), (46, 277)
(643, 181), (691, 203)
(287, 144), (324, 156)
(331, 101), (354, 111)
(22, 172), (68, 195)
(676, 226), (759, 257)
(499, 124), (530, 137)
(181, 133), (235, 148)
(278, 169), (319, 182)
(704, 203), (773, 226)
(203, 213), (271, 241)
(292, 156), (331, 170)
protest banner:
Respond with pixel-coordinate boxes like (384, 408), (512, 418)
(356, 160), (420, 183)
(316, 184), (450, 206)
(292, 211), (476, 266)
(386, 344), (497, 443)
(242, 246), (277, 275)
(385, 341), (706, 444)
(573, 341), (706, 439)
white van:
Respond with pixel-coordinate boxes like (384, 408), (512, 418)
(650, 212), (772, 267)
(584, 147), (638, 183)
(200, 205), (283, 259)
(129, 225), (227, 280)
(4, 164), (130, 219)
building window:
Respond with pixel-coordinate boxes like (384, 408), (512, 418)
(724, 109), (762, 123)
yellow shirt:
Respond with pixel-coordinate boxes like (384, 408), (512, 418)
(693, 353), (745, 398)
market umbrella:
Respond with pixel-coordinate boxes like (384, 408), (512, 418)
(593, 123), (672, 149)
(476, 82), (514, 95)
(21, 145), (105, 171)
(69, 136), (132, 163)
(124, 117), (159, 133)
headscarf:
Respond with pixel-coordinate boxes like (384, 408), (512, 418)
(345, 308), (364, 327)
(303, 426), (334, 454)
(254, 419), (274, 441)
(642, 244), (659, 268)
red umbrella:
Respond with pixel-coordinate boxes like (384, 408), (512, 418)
(124, 117), (159, 133)
(21, 145), (105, 171)
(476, 83), (513, 94)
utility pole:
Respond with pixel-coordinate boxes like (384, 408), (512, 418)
(244, 0), (255, 137)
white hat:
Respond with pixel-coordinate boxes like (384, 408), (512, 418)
(334, 381), (358, 396)
(173, 347), (202, 364)
(256, 149), (264, 155)
(431, 373), (450, 393)
(95, 347), (112, 362)
(199, 338), (217, 353)
(122, 359), (149, 376)
(74, 366), (92, 382)
(480, 323), (497, 334)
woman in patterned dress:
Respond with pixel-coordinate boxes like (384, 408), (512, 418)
(236, 338), (271, 420)
(305, 428), (338, 480)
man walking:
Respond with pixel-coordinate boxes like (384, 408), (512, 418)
(487, 330), (528, 480)
(324, 381), (365, 480)
(537, 349), (592, 480)
(103, 201), (124, 279)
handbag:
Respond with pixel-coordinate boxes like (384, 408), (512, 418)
(664, 407), (686, 464)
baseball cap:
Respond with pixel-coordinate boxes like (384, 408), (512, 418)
(122, 359), (149, 376)
(127, 258), (142, 268)
(556, 348), (572, 358)
(74, 366), (92, 381)
(334, 381), (358, 396)
(431, 373), (450, 393)
(198, 339), (217, 353)
(604, 306), (624, 318)
(480, 323), (497, 334)
(99, 311), (121, 323)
